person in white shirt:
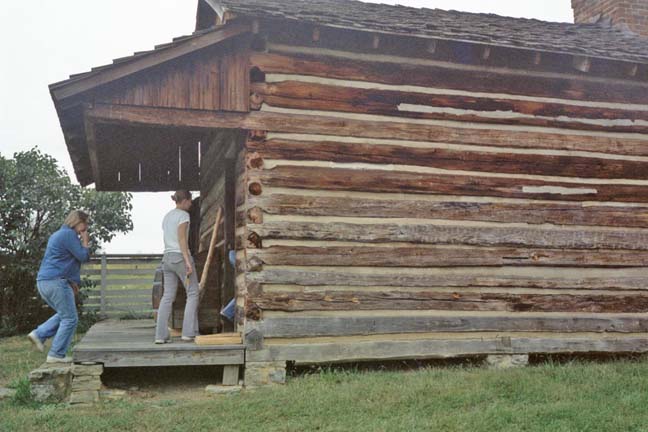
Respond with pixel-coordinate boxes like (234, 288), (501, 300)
(154, 190), (199, 343)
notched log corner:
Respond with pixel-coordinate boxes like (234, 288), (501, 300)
(247, 207), (264, 224)
(247, 282), (262, 296)
(245, 300), (262, 321)
(249, 182), (263, 196)
(247, 231), (262, 248)
(246, 152), (264, 169)
(248, 256), (264, 272)
(244, 328), (264, 350)
(248, 130), (267, 141)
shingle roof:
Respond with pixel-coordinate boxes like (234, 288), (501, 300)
(51, 0), (648, 91)
(212, 0), (648, 63)
(49, 27), (218, 90)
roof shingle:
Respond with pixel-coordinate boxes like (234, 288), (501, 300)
(212, 0), (648, 63)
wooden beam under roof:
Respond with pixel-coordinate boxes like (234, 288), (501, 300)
(83, 115), (102, 190)
(85, 103), (255, 130)
(50, 23), (251, 102)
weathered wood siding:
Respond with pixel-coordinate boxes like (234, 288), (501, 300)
(243, 33), (648, 363)
(87, 37), (250, 192)
(195, 130), (247, 332)
(95, 38), (250, 113)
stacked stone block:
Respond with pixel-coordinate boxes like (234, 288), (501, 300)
(69, 363), (103, 405)
(28, 364), (73, 403)
(244, 361), (287, 387)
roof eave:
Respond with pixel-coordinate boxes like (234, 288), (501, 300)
(49, 22), (250, 103)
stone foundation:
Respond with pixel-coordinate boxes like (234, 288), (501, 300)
(485, 354), (529, 369)
(69, 363), (103, 405)
(28, 363), (73, 403)
(244, 361), (287, 387)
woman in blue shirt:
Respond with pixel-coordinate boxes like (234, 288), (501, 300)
(28, 210), (91, 363)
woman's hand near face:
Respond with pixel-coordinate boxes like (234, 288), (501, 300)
(79, 226), (90, 247)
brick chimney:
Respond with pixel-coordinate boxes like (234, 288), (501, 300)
(572, 0), (648, 37)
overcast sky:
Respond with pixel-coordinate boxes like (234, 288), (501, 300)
(0, 0), (574, 254)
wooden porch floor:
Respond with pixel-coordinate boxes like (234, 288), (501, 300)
(73, 320), (245, 368)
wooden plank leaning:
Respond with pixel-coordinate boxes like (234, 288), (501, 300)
(199, 206), (223, 302)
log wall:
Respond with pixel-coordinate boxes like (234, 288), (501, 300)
(242, 33), (648, 364)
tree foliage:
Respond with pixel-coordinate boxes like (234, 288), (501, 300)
(0, 148), (134, 334)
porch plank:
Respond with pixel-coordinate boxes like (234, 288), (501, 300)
(73, 319), (245, 367)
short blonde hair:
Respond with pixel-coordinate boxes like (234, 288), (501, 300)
(64, 210), (90, 229)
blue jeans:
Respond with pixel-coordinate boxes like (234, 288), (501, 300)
(34, 279), (78, 358)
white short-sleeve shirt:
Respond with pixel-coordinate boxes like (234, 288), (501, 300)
(162, 208), (190, 254)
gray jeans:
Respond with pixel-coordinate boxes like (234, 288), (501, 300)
(155, 252), (199, 340)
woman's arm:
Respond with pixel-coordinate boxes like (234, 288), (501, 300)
(65, 229), (90, 263)
(177, 221), (192, 275)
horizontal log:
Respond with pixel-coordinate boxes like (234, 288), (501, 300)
(251, 290), (648, 313)
(251, 111), (648, 158)
(253, 80), (648, 124)
(248, 138), (648, 180)
(249, 245), (648, 267)
(246, 335), (648, 363)
(254, 165), (648, 202)
(253, 81), (648, 134)
(247, 267), (648, 290)
(250, 313), (648, 337)
(251, 51), (648, 105)
(250, 193), (648, 228)
(249, 220), (648, 250)
(87, 104), (648, 158)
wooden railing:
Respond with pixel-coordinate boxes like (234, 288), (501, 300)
(81, 254), (161, 318)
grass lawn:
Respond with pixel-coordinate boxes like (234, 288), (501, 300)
(3, 334), (648, 432)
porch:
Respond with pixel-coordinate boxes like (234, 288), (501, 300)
(73, 319), (245, 370)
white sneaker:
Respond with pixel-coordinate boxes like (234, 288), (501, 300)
(46, 355), (73, 363)
(27, 331), (44, 353)
(180, 336), (195, 342)
(154, 339), (169, 344)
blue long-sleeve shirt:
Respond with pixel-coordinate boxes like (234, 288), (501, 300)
(37, 225), (91, 284)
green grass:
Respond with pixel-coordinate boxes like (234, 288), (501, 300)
(0, 333), (85, 388)
(0, 335), (44, 387)
(3, 335), (648, 432)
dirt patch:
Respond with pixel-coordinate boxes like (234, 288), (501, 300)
(101, 365), (233, 401)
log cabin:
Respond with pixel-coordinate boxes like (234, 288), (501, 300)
(50, 0), (648, 385)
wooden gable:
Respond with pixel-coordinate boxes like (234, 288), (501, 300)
(50, 24), (252, 190)
(83, 38), (251, 192)
(92, 38), (250, 113)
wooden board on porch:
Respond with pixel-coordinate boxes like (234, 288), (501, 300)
(73, 319), (245, 368)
